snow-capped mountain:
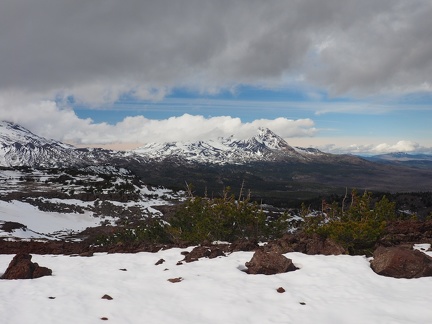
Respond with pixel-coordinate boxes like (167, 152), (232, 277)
(0, 121), (359, 169)
(0, 121), (117, 168)
(134, 127), (323, 164)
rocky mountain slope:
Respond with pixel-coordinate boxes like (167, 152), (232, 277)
(133, 127), (328, 164)
(2, 121), (432, 203)
(1, 121), (366, 168)
(0, 121), (123, 168)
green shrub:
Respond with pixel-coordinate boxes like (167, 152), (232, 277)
(94, 218), (172, 246)
(303, 190), (396, 255)
(167, 187), (290, 244)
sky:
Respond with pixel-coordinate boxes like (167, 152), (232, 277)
(0, 0), (432, 155)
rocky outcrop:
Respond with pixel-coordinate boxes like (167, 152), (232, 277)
(370, 246), (432, 278)
(245, 249), (297, 275)
(263, 233), (346, 255)
(378, 220), (432, 247)
(1, 254), (52, 279)
(230, 240), (259, 252)
(182, 245), (226, 263)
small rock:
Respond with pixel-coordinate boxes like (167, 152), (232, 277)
(176, 261), (183, 266)
(48, 297), (56, 300)
(101, 317), (109, 321)
(155, 258), (165, 265)
(101, 294), (113, 300)
(300, 302), (306, 305)
(276, 287), (285, 293)
(168, 277), (183, 283)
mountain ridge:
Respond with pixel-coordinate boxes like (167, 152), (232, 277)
(2, 120), (432, 203)
(0, 121), (123, 168)
(133, 127), (327, 164)
(1, 121), (333, 167)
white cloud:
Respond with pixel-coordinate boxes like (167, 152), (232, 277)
(0, 99), (316, 146)
(1, 0), (431, 105)
(315, 141), (432, 155)
(373, 141), (421, 154)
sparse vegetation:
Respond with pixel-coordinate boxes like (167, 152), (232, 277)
(94, 186), (292, 246)
(169, 185), (296, 244)
(302, 190), (397, 254)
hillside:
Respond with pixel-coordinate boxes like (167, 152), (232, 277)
(2, 121), (432, 205)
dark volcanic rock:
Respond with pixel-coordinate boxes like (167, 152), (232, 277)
(0, 221), (27, 233)
(370, 246), (432, 278)
(245, 249), (297, 275)
(155, 258), (165, 265)
(378, 220), (432, 247)
(263, 233), (346, 255)
(183, 245), (225, 263)
(230, 240), (259, 252)
(101, 294), (113, 300)
(1, 253), (52, 279)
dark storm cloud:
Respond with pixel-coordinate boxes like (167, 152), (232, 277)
(1, 0), (431, 100)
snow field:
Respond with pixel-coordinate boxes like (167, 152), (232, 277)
(1, 249), (432, 324)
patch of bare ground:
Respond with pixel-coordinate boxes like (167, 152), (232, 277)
(0, 220), (431, 256)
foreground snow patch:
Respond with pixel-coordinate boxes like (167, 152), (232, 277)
(1, 250), (431, 323)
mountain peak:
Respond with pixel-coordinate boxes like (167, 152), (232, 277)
(134, 127), (308, 164)
(253, 127), (296, 152)
(0, 120), (85, 167)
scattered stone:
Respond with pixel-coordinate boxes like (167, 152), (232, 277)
(370, 246), (432, 278)
(101, 317), (109, 321)
(1, 254), (52, 280)
(155, 258), (165, 265)
(168, 277), (183, 283)
(276, 287), (285, 293)
(164, 268), (169, 271)
(176, 261), (183, 266)
(299, 302), (306, 305)
(119, 268), (127, 271)
(48, 297), (56, 300)
(101, 294), (113, 300)
(79, 251), (94, 257)
(245, 249), (298, 275)
(183, 245), (225, 263)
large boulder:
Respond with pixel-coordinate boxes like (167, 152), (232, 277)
(370, 246), (432, 278)
(1, 254), (52, 280)
(245, 249), (298, 275)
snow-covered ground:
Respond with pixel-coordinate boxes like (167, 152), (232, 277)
(0, 200), (112, 240)
(0, 167), (185, 240)
(1, 248), (431, 324)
